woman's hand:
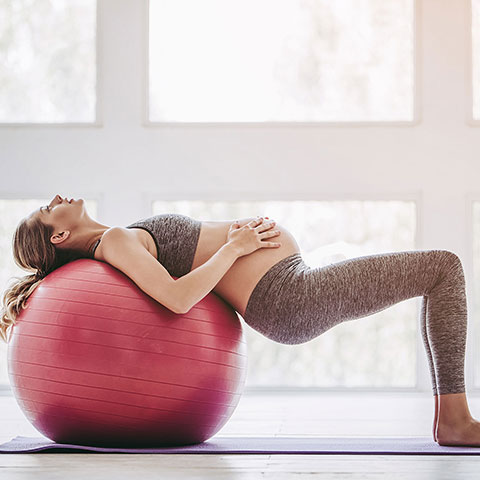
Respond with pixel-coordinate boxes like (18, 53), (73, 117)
(227, 217), (281, 257)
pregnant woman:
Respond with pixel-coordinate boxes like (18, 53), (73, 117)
(0, 194), (477, 447)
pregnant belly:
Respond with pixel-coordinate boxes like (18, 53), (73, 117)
(191, 218), (301, 318)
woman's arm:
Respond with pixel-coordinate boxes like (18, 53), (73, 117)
(174, 243), (240, 313)
(101, 227), (241, 314)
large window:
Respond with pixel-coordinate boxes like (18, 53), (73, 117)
(148, 0), (415, 123)
(0, 198), (98, 388)
(0, 0), (97, 123)
(152, 199), (417, 390)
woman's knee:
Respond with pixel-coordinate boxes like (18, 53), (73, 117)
(439, 249), (463, 268)
(437, 249), (465, 282)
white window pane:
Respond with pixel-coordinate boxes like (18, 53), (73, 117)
(0, 0), (96, 123)
(152, 200), (417, 390)
(0, 198), (98, 389)
(149, 0), (414, 123)
(473, 0), (480, 119)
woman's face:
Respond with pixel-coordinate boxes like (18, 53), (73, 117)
(35, 194), (86, 232)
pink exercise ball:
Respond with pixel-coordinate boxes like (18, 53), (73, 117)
(8, 258), (247, 447)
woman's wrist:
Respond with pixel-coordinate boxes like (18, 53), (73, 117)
(223, 241), (242, 260)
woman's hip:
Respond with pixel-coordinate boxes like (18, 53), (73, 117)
(242, 252), (310, 342)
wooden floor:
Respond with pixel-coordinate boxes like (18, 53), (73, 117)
(1, 391), (480, 479)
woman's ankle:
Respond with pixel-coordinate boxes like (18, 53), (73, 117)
(438, 392), (473, 424)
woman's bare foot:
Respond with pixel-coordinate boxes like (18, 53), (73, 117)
(437, 418), (480, 446)
(436, 392), (480, 446)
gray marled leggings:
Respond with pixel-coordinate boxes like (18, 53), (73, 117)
(243, 249), (467, 396)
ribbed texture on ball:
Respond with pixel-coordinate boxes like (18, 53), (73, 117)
(8, 259), (247, 447)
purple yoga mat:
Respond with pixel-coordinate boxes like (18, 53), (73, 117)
(2, 435), (480, 454)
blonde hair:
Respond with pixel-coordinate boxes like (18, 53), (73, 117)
(1, 215), (88, 344)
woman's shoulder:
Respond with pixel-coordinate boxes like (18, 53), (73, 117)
(94, 227), (147, 262)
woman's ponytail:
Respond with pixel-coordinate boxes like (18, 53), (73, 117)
(0, 274), (44, 343)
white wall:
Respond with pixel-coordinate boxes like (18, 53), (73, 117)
(1, 0), (479, 389)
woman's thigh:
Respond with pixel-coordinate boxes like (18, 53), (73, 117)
(243, 249), (455, 345)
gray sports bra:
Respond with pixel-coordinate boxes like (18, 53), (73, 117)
(92, 213), (202, 277)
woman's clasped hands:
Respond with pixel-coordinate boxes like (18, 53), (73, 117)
(227, 216), (282, 257)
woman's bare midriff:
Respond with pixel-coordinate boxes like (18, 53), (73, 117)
(100, 218), (301, 318)
(189, 218), (301, 317)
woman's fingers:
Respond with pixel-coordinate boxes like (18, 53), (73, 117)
(257, 220), (276, 232)
(261, 229), (280, 238)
